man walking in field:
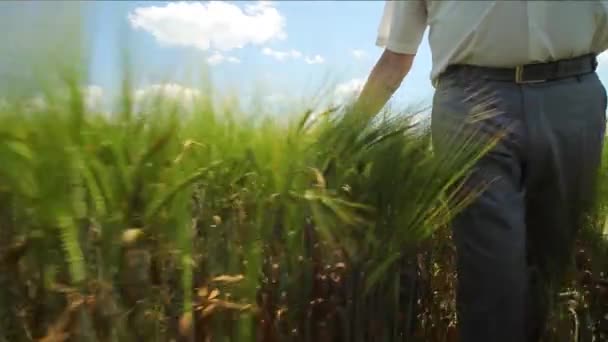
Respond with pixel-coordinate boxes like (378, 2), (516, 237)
(355, 1), (608, 341)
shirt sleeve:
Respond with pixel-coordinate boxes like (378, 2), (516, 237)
(376, 0), (428, 55)
(594, 1), (608, 54)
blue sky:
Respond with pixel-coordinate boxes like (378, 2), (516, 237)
(82, 0), (435, 108)
(2, 1), (608, 112)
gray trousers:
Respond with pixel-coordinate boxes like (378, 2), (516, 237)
(431, 68), (607, 342)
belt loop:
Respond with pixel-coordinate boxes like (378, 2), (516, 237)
(515, 66), (524, 84)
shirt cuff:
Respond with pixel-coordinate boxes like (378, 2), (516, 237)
(376, 37), (420, 55)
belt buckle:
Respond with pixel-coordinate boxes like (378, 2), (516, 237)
(515, 65), (546, 84)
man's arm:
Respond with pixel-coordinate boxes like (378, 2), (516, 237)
(352, 50), (415, 118)
(350, 0), (427, 119)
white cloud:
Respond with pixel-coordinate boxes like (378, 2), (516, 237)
(128, 1), (286, 51)
(28, 95), (47, 111)
(226, 56), (241, 64)
(262, 47), (302, 61)
(135, 83), (201, 101)
(83, 85), (104, 110)
(134, 83), (202, 110)
(305, 54), (325, 65)
(333, 78), (366, 104)
(351, 49), (367, 60)
(261, 47), (324, 64)
(207, 53), (225, 65)
(21, 85), (105, 112)
(207, 51), (241, 65)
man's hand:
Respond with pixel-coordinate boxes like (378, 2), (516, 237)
(352, 49), (415, 119)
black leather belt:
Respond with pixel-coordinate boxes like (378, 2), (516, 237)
(443, 53), (598, 84)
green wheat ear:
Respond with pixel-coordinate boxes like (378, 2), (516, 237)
(57, 214), (86, 284)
